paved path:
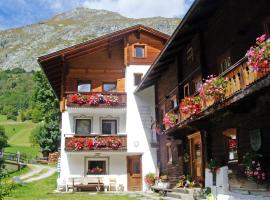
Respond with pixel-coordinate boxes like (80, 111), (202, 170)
(15, 164), (56, 183)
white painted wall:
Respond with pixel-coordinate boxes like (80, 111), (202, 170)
(125, 65), (157, 191)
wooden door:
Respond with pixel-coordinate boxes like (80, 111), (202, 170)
(188, 132), (203, 179)
(127, 155), (142, 191)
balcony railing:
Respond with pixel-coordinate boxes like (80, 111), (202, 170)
(65, 92), (127, 108)
(163, 57), (269, 131)
(65, 134), (127, 152)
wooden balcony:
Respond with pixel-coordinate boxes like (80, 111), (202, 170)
(165, 57), (269, 131)
(65, 134), (127, 152)
(65, 92), (127, 108)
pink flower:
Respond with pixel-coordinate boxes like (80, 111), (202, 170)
(252, 161), (256, 164)
(256, 34), (266, 43)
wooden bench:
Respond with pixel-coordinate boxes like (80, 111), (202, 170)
(66, 177), (104, 192)
(151, 186), (172, 196)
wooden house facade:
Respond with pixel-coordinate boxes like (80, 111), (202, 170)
(136, 0), (270, 197)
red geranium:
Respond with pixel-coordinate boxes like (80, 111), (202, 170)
(88, 95), (99, 106)
(85, 138), (94, 149)
(180, 96), (203, 116)
(67, 138), (85, 151)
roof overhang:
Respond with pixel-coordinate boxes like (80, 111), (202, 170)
(135, 0), (222, 93)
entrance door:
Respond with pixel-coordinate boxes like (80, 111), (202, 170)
(188, 132), (203, 179)
(127, 155), (142, 191)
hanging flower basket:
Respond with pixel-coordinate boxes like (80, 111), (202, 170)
(246, 34), (270, 73)
(163, 113), (177, 129)
(180, 96), (203, 116)
(199, 75), (228, 102)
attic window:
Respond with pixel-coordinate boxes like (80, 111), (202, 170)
(134, 45), (145, 58)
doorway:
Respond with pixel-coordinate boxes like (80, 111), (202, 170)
(127, 155), (142, 191)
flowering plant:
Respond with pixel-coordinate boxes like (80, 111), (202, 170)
(85, 138), (94, 150)
(88, 166), (103, 174)
(160, 175), (169, 182)
(144, 173), (156, 186)
(175, 175), (195, 188)
(208, 158), (220, 173)
(246, 34), (270, 73)
(163, 113), (177, 128)
(180, 96), (203, 116)
(199, 75), (228, 101)
(94, 137), (108, 148)
(69, 93), (87, 105)
(67, 138), (85, 151)
(105, 95), (119, 105)
(106, 137), (122, 149)
(243, 152), (266, 184)
(228, 139), (237, 149)
(88, 95), (99, 106)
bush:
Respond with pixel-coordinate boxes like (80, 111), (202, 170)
(6, 114), (17, 121)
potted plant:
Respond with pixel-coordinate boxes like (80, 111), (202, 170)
(157, 175), (170, 189)
(243, 151), (266, 184)
(180, 96), (203, 116)
(144, 173), (156, 189)
(246, 34), (270, 73)
(199, 75), (228, 102)
(208, 158), (220, 186)
(88, 166), (103, 174)
(67, 138), (85, 151)
(163, 113), (177, 129)
(69, 93), (87, 105)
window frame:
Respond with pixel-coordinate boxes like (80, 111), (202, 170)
(102, 82), (117, 92)
(85, 157), (109, 176)
(133, 44), (146, 58)
(184, 83), (190, 97)
(74, 117), (92, 135)
(134, 73), (143, 86)
(100, 117), (119, 135)
(166, 143), (173, 164)
(223, 128), (239, 163)
(77, 80), (92, 93)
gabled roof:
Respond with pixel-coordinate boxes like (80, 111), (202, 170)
(135, 0), (222, 93)
(37, 24), (169, 98)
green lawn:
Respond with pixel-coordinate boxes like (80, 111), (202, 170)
(7, 173), (141, 200)
(0, 119), (41, 159)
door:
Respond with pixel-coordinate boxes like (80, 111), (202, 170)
(188, 132), (203, 179)
(127, 155), (142, 191)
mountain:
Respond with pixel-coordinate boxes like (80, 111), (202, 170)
(0, 7), (180, 71)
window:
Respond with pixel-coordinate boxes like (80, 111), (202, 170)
(186, 47), (194, 64)
(86, 158), (108, 175)
(134, 73), (143, 86)
(77, 81), (91, 93)
(223, 128), (238, 162)
(75, 119), (91, 135)
(102, 119), (117, 134)
(134, 45), (145, 58)
(264, 17), (270, 37)
(166, 143), (172, 164)
(184, 83), (190, 97)
(218, 51), (231, 73)
(103, 83), (116, 92)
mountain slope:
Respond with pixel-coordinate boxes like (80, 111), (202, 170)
(0, 7), (180, 71)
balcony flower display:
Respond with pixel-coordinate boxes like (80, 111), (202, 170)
(180, 96), (203, 116)
(243, 152), (266, 184)
(88, 95), (99, 106)
(69, 93), (87, 105)
(246, 34), (270, 73)
(94, 137), (108, 148)
(85, 138), (94, 150)
(88, 166), (103, 174)
(105, 95), (119, 105)
(199, 75), (228, 102)
(106, 137), (122, 149)
(67, 138), (85, 151)
(163, 113), (177, 129)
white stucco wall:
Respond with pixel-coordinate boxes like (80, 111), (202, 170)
(125, 65), (157, 191)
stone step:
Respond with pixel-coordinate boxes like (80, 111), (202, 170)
(167, 192), (182, 199)
(163, 197), (181, 200)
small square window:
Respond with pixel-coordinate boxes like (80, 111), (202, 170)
(77, 81), (91, 93)
(75, 119), (91, 135)
(134, 73), (143, 86)
(134, 46), (145, 58)
(103, 83), (116, 92)
(102, 119), (117, 134)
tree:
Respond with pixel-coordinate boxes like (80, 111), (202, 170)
(0, 126), (13, 200)
(32, 71), (60, 157)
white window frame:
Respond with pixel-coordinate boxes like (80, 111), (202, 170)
(85, 157), (109, 176)
(73, 116), (93, 135)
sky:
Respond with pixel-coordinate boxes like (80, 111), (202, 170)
(0, 0), (194, 30)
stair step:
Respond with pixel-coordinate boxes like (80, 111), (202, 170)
(163, 197), (181, 200)
(167, 192), (182, 199)
(167, 192), (195, 200)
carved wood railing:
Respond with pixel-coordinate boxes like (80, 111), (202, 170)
(167, 57), (269, 128)
(65, 134), (127, 151)
(65, 92), (127, 108)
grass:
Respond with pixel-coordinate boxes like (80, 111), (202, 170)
(6, 173), (140, 200)
(0, 118), (41, 159)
